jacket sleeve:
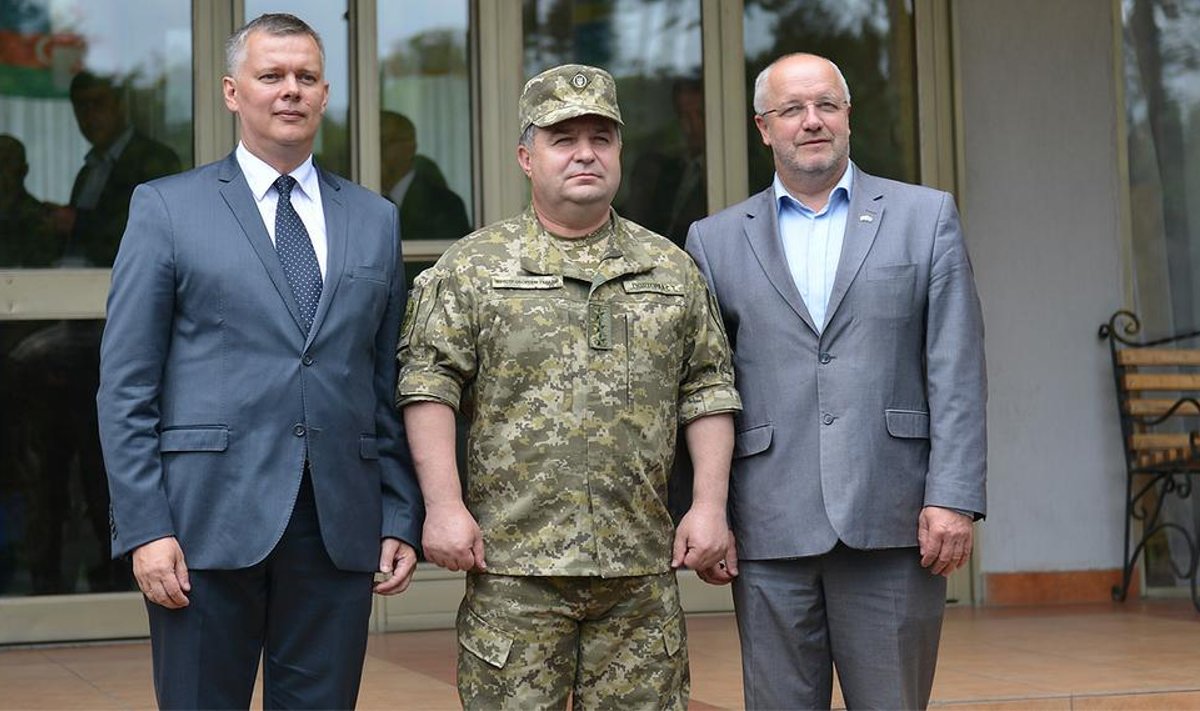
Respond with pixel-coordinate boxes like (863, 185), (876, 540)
(923, 193), (988, 518)
(96, 183), (178, 557)
(377, 203), (424, 546)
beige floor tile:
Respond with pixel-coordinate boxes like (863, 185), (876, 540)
(3, 602), (1200, 710)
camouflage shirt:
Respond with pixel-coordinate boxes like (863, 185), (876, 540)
(397, 207), (741, 577)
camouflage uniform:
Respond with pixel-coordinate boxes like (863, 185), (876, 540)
(396, 63), (740, 710)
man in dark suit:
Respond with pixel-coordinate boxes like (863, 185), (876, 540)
(96, 14), (422, 708)
(380, 110), (471, 241)
(61, 71), (180, 267)
(686, 53), (986, 709)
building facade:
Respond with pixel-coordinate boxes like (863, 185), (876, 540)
(1, 0), (1192, 643)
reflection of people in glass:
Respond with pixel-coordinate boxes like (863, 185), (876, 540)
(0, 134), (59, 267)
(56, 71), (180, 267)
(620, 79), (707, 247)
(380, 110), (470, 240)
(6, 318), (117, 594)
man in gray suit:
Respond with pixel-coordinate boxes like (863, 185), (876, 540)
(685, 53), (986, 709)
(96, 13), (421, 708)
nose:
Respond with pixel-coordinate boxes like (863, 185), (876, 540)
(574, 138), (597, 162)
(280, 73), (300, 99)
(800, 104), (824, 130)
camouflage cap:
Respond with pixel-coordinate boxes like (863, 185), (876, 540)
(518, 64), (624, 134)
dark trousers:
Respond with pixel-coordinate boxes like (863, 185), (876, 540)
(733, 544), (947, 710)
(145, 473), (374, 709)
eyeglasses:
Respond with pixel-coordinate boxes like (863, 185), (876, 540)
(758, 99), (848, 120)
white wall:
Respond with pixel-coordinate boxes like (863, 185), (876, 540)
(956, 0), (1129, 573)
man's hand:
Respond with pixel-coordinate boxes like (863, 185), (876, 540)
(695, 532), (739, 586)
(918, 506), (974, 577)
(672, 503), (730, 572)
(132, 536), (190, 609)
(374, 538), (418, 595)
(422, 501), (485, 572)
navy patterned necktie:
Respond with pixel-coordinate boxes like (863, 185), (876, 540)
(273, 175), (323, 333)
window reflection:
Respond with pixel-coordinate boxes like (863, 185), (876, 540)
(0, 0), (191, 597)
(378, 1), (474, 240)
(0, 319), (131, 595)
(0, 0), (191, 269)
(743, 0), (917, 192)
(523, 0), (705, 248)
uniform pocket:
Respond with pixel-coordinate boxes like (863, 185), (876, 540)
(458, 605), (514, 669)
(659, 606), (685, 657)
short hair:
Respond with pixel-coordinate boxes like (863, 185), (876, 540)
(0, 134), (27, 166)
(381, 110), (416, 142)
(752, 53), (851, 114)
(69, 70), (119, 102)
(225, 13), (324, 76)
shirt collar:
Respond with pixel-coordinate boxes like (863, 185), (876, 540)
(773, 161), (854, 217)
(88, 126), (135, 166)
(236, 141), (318, 202)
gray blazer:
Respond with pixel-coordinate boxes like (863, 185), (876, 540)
(97, 153), (422, 571)
(686, 166), (986, 560)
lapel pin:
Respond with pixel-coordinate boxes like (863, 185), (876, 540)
(859, 214), (874, 223)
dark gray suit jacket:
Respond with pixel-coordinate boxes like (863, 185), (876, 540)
(97, 153), (422, 571)
(686, 166), (986, 560)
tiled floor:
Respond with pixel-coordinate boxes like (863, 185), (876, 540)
(3, 601), (1200, 710)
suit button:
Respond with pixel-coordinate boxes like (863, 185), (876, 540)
(302, 354), (314, 366)
(819, 352), (832, 364)
(822, 413), (835, 425)
(293, 424), (306, 437)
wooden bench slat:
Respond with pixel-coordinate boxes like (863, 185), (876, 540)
(1130, 432), (1198, 450)
(1122, 374), (1200, 391)
(1117, 348), (1200, 366)
(1134, 448), (1199, 469)
(1126, 398), (1200, 416)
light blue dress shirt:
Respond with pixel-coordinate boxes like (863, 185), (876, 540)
(774, 164), (854, 331)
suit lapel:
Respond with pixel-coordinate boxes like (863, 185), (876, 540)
(824, 167), (883, 327)
(217, 154), (308, 335)
(743, 187), (818, 334)
(307, 166), (346, 346)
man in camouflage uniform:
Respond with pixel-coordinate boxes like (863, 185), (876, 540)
(397, 64), (741, 709)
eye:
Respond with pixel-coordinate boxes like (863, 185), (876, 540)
(779, 104), (804, 119)
(816, 101), (840, 113)
(299, 73), (318, 84)
(259, 72), (279, 82)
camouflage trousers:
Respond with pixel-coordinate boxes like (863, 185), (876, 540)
(457, 571), (689, 710)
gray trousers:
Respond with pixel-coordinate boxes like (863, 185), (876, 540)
(732, 544), (947, 710)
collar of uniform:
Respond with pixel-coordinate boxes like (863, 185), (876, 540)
(518, 207), (656, 279)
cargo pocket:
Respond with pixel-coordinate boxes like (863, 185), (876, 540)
(659, 606), (685, 657)
(458, 605), (514, 669)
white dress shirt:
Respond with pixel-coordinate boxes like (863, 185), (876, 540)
(235, 142), (328, 279)
(774, 163), (854, 331)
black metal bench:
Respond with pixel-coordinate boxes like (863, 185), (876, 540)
(1100, 310), (1200, 612)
